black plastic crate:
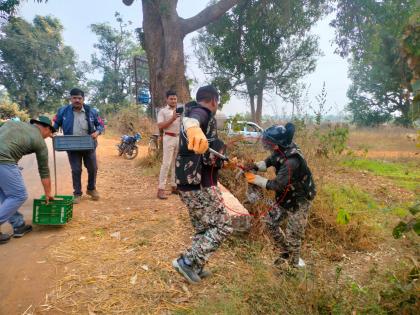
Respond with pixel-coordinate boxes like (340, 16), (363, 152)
(53, 135), (95, 151)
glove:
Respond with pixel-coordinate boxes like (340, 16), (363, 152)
(243, 160), (267, 172)
(186, 126), (208, 154)
(244, 172), (268, 188)
(255, 161), (267, 172)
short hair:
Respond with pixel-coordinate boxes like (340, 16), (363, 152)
(70, 88), (85, 98)
(196, 85), (219, 103)
(166, 90), (177, 98)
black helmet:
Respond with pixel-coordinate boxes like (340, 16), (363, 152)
(262, 123), (295, 148)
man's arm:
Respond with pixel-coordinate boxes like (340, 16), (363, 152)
(91, 110), (104, 139)
(35, 141), (53, 200)
(182, 107), (210, 154)
(53, 107), (63, 130)
(41, 177), (53, 201)
(266, 157), (300, 193)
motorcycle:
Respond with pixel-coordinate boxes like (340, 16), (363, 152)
(117, 132), (142, 160)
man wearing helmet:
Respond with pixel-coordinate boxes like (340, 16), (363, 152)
(244, 122), (316, 269)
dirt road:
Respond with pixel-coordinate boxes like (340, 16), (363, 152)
(1, 138), (91, 314)
(1, 136), (186, 314)
(1, 135), (417, 314)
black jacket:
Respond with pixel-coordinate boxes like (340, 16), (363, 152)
(264, 144), (316, 208)
(175, 101), (223, 191)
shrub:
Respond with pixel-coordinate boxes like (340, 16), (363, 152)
(0, 99), (29, 121)
(107, 104), (157, 137)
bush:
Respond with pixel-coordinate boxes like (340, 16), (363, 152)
(317, 125), (349, 157)
(107, 104), (157, 137)
(0, 99), (29, 121)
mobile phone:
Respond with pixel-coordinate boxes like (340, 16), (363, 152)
(176, 106), (184, 114)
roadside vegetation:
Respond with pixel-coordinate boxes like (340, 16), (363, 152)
(37, 114), (418, 314)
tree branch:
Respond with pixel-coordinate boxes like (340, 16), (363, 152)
(180, 0), (240, 35)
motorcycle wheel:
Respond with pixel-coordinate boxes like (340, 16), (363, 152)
(118, 143), (124, 156)
(124, 145), (138, 160)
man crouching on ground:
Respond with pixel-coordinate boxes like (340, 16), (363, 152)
(172, 85), (233, 284)
(0, 116), (54, 244)
(244, 123), (316, 269)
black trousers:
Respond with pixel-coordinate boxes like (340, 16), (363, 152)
(67, 150), (97, 196)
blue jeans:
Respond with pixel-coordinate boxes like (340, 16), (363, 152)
(67, 150), (97, 196)
(0, 164), (27, 228)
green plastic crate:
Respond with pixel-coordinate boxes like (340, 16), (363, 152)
(33, 195), (74, 225)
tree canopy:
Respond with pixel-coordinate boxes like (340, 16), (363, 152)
(0, 15), (81, 115)
(332, 0), (418, 126)
(88, 12), (145, 111)
(195, 0), (327, 123)
(123, 0), (241, 116)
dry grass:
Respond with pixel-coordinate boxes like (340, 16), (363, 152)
(107, 107), (157, 139)
(38, 210), (197, 314)
(348, 125), (418, 152)
(35, 126), (419, 314)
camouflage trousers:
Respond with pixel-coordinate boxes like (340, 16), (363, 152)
(179, 187), (233, 269)
(264, 200), (311, 265)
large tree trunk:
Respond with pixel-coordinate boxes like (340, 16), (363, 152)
(142, 0), (189, 118)
(126, 0), (240, 119)
(246, 79), (257, 122)
(256, 89), (263, 125)
(249, 94), (256, 122)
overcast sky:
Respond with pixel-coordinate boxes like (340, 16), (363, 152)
(20, 0), (351, 117)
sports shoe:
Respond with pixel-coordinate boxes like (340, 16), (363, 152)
(197, 267), (212, 279)
(0, 232), (11, 244)
(13, 224), (32, 238)
(274, 256), (289, 267)
(157, 189), (168, 200)
(297, 257), (306, 268)
(172, 257), (201, 284)
(276, 256), (306, 269)
(87, 189), (100, 201)
(73, 195), (82, 204)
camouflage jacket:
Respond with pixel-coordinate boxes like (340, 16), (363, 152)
(265, 144), (316, 208)
(176, 101), (221, 189)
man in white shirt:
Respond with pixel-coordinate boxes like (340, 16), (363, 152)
(157, 90), (181, 199)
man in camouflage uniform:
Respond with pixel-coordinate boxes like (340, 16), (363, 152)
(245, 123), (316, 268)
(172, 85), (233, 284)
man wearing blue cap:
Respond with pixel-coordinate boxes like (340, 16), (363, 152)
(244, 123), (316, 269)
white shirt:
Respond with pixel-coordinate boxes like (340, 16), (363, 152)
(157, 105), (180, 134)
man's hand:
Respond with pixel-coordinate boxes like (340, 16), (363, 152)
(172, 110), (181, 121)
(45, 193), (54, 205)
(186, 126), (208, 154)
(41, 177), (53, 204)
(91, 131), (99, 139)
(244, 172), (268, 188)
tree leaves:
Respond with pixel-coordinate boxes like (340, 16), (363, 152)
(194, 0), (326, 122)
(0, 16), (80, 114)
(88, 13), (145, 108)
(332, 0), (417, 126)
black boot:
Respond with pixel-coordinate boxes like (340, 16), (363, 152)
(13, 224), (32, 238)
(197, 267), (212, 279)
(0, 232), (11, 244)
